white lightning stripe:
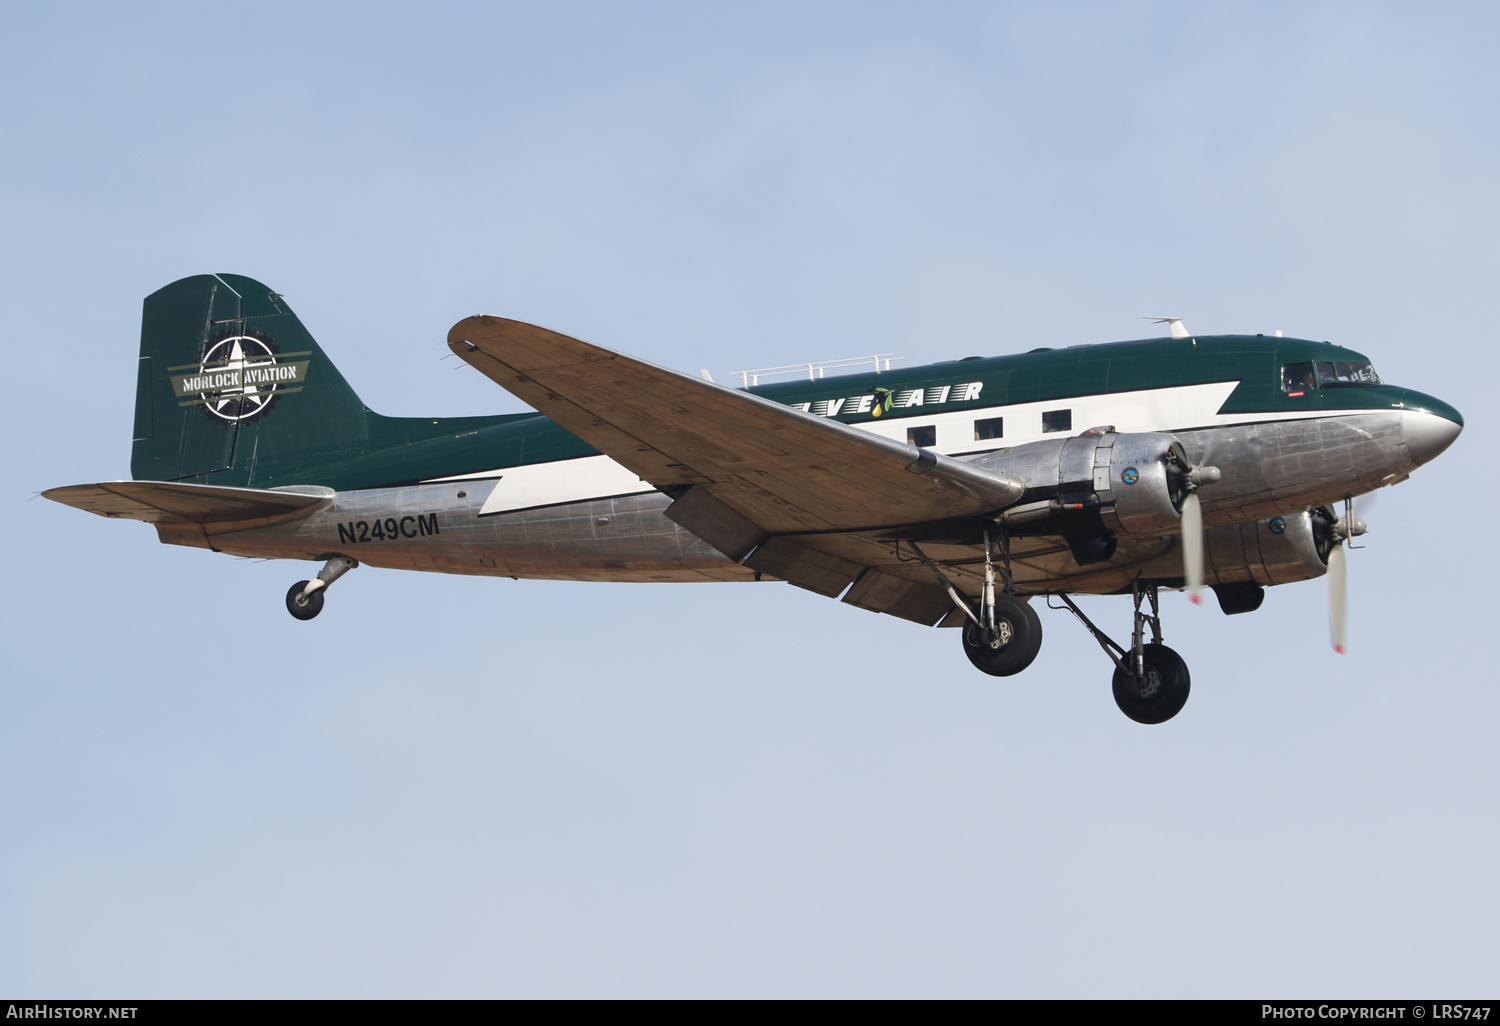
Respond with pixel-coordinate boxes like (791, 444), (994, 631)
(420, 381), (1401, 507)
(473, 455), (654, 516)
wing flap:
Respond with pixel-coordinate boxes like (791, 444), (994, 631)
(448, 316), (1024, 536)
(44, 481), (335, 527)
(661, 486), (767, 561)
(742, 536), (865, 597)
(842, 569), (953, 626)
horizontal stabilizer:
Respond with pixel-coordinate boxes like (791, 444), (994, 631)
(44, 480), (335, 526)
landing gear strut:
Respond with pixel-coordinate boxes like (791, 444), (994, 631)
(1052, 581), (1191, 724)
(912, 529), (1043, 677)
(286, 555), (358, 621)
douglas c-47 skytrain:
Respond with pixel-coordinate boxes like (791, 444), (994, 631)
(47, 274), (1463, 723)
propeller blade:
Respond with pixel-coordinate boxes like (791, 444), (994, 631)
(1181, 490), (1204, 603)
(1328, 542), (1347, 654)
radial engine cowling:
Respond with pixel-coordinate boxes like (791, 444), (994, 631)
(1096, 432), (1190, 537)
(975, 430), (1189, 537)
(1202, 509), (1332, 587)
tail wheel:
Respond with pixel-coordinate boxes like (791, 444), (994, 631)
(286, 581), (325, 621)
(1111, 643), (1190, 724)
(961, 594), (1043, 677)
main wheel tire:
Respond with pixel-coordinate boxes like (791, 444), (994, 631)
(1112, 643), (1190, 724)
(286, 581), (325, 621)
(962, 594), (1043, 677)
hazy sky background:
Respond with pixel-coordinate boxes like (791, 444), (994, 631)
(2, 1), (1495, 997)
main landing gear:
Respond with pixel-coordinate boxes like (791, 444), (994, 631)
(1052, 582), (1191, 724)
(286, 555), (358, 620)
(913, 532), (1188, 723)
(911, 529), (1045, 678)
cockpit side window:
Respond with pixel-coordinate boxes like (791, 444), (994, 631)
(1281, 362), (1315, 394)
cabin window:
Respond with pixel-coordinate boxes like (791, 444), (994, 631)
(907, 425), (936, 448)
(1041, 409), (1072, 433)
(1281, 362), (1315, 394)
(974, 416), (1004, 441)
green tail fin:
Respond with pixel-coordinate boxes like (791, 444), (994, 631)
(131, 273), (371, 487)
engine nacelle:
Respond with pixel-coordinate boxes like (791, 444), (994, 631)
(1203, 510), (1331, 587)
(973, 429), (1188, 537)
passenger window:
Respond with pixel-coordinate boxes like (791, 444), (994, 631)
(1041, 409), (1072, 433)
(907, 425), (936, 448)
(974, 416), (1004, 441)
(1281, 362), (1315, 394)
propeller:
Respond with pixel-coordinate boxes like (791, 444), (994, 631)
(1328, 542), (1347, 653)
(1325, 499), (1368, 654)
(1180, 461), (1221, 604)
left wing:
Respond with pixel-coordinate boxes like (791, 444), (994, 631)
(448, 316), (1022, 532)
(448, 316), (1024, 613)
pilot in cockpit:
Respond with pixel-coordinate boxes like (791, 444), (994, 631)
(1281, 361), (1317, 395)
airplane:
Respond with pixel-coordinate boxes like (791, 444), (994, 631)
(45, 273), (1463, 724)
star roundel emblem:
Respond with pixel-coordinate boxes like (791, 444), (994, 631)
(171, 330), (311, 425)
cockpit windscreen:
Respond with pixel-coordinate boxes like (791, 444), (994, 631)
(1282, 360), (1380, 392)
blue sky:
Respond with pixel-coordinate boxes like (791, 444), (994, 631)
(2, 1), (1495, 996)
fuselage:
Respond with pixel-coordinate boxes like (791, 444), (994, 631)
(179, 333), (1462, 593)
